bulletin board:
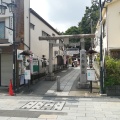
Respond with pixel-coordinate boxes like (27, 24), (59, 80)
(87, 69), (95, 81)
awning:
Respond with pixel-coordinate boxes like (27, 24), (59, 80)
(0, 43), (12, 46)
(87, 49), (98, 54)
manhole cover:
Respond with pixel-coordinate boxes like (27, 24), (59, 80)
(20, 101), (65, 111)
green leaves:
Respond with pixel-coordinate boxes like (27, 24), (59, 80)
(63, 5), (99, 51)
(78, 5), (99, 34)
(64, 26), (80, 43)
(105, 56), (120, 87)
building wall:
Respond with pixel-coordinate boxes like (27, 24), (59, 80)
(16, 0), (24, 40)
(24, 0), (30, 50)
(30, 12), (60, 64)
(94, 26), (100, 53)
(0, 0), (24, 86)
(1, 54), (13, 86)
(0, 0), (13, 43)
(0, 0), (63, 86)
(107, 0), (120, 50)
(0, 0), (25, 50)
(94, 0), (120, 53)
(102, 12), (107, 50)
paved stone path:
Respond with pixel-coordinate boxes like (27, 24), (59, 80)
(45, 67), (80, 96)
(0, 96), (120, 120)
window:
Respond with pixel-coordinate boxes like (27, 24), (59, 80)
(30, 23), (35, 30)
(0, 21), (5, 39)
(52, 33), (55, 36)
(42, 31), (50, 36)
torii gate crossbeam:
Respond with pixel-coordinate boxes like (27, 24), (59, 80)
(38, 34), (95, 81)
(39, 34), (95, 40)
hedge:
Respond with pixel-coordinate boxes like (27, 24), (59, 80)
(105, 56), (120, 87)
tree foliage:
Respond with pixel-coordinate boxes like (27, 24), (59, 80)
(64, 5), (99, 50)
(65, 26), (80, 35)
(78, 5), (99, 34)
(64, 26), (80, 43)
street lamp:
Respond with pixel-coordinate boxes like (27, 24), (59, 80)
(0, 0), (16, 91)
(0, 4), (7, 14)
(7, 2), (16, 12)
(91, 0), (112, 94)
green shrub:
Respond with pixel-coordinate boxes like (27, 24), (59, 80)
(96, 54), (100, 62)
(105, 56), (120, 87)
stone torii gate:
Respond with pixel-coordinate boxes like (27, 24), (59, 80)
(39, 34), (95, 84)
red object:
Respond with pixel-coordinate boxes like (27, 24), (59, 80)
(9, 80), (14, 96)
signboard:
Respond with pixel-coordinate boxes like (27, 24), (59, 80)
(64, 38), (69, 45)
(87, 69), (95, 81)
(63, 50), (67, 55)
(9, 16), (13, 29)
(31, 58), (39, 74)
(67, 48), (79, 56)
(17, 49), (23, 60)
(25, 70), (31, 80)
(20, 75), (24, 85)
(7, 16), (13, 43)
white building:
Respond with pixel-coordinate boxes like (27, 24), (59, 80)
(94, 0), (120, 58)
(0, 0), (63, 87)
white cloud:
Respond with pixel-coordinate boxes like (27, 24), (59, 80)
(30, 0), (49, 20)
(30, 0), (91, 32)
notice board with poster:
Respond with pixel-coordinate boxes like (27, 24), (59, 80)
(31, 58), (39, 74)
(87, 69), (95, 81)
(25, 70), (31, 80)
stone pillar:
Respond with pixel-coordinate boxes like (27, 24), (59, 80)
(49, 43), (53, 74)
(81, 38), (85, 49)
(45, 42), (55, 81)
(80, 49), (87, 83)
(63, 46), (67, 67)
(77, 38), (89, 88)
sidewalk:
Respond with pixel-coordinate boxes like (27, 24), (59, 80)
(0, 66), (120, 120)
(0, 96), (120, 120)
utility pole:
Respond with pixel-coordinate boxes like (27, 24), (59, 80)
(91, 19), (93, 48)
(99, 0), (103, 94)
(13, 12), (16, 92)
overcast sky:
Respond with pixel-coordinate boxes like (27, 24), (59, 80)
(30, 0), (91, 32)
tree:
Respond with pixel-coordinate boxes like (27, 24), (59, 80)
(78, 5), (99, 50)
(64, 5), (99, 50)
(78, 5), (99, 33)
(64, 26), (80, 43)
(64, 26), (80, 35)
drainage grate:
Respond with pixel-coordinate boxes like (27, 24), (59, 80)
(20, 101), (65, 111)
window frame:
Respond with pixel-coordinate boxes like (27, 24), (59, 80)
(0, 21), (5, 39)
(42, 31), (50, 36)
(30, 23), (35, 30)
